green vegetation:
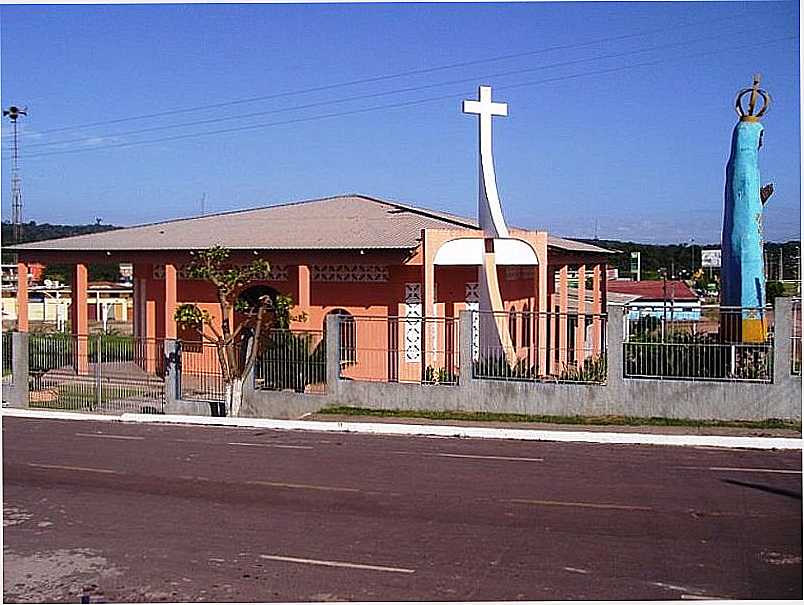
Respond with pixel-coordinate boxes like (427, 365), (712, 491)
(624, 331), (772, 381)
(317, 405), (801, 431)
(558, 354), (607, 383)
(577, 238), (800, 284)
(258, 331), (326, 392)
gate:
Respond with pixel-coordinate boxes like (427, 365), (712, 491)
(28, 334), (165, 414)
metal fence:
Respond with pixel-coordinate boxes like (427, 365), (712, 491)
(472, 310), (607, 384)
(623, 305), (773, 382)
(339, 316), (460, 385)
(28, 334), (165, 413)
(256, 329), (327, 394)
(2, 332), (12, 386)
(178, 340), (226, 402)
(793, 298), (801, 376)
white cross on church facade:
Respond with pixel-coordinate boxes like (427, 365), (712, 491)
(462, 85), (509, 239)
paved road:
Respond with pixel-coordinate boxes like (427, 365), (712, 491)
(3, 417), (801, 602)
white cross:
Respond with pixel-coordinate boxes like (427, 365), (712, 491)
(462, 85), (508, 122)
(462, 85), (509, 239)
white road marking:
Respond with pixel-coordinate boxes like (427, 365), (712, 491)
(651, 581), (696, 592)
(247, 480), (360, 493)
(75, 432), (144, 441)
(680, 595), (728, 600)
(393, 450), (543, 462)
(28, 463), (120, 475)
(259, 554), (415, 574)
(563, 567), (589, 574)
(682, 466), (801, 475)
(227, 442), (313, 450)
(507, 498), (652, 512)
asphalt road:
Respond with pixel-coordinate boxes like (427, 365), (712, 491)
(3, 417), (802, 603)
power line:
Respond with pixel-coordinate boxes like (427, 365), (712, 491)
(2, 12), (746, 140)
(13, 23), (766, 152)
(11, 34), (796, 161)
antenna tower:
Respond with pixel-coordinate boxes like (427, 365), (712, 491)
(3, 105), (27, 243)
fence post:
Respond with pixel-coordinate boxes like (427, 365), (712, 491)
(326, 314), (341, 394)
(773, 297), (793, 386)
(459, 310), (473, 385)
(163, 339), (180, 406)
(605, 304), (625, 391)
(10, 331), (29, 408)
(94, 334), (102, 408)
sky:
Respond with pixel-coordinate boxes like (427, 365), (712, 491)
(0, 1), (800, 244)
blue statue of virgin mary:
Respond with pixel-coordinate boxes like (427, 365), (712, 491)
(721, 75), (772, 343)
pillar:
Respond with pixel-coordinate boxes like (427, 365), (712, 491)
(164, 263), (178, 339)
(16, 262), (28, 332)
(297, 264), (311, 311)
(558, 264), (569, 371)
(71, 263), (89, 374)
(575, 264), (586, 364)
(592, 263), (602, 356)
(537, 263), (548, 376)
(422, 248), (436, 374)
(145, 298), (157, 373)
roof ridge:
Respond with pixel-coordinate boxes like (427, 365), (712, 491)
(355, 193), (478, 228)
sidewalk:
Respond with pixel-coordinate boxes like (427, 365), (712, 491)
(3, 408), (802, 450)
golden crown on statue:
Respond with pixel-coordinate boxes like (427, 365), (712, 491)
(735, 73), (771, 122)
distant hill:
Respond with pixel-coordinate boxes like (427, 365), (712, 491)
(1, 220), (120, 247)
(579, 238), (801, 282)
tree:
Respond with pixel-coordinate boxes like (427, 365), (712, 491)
(173, 246), (298, 417)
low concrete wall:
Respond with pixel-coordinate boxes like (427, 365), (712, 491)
(237, 298), (801, 422)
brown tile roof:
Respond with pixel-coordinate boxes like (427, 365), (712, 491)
(12, 194), (614, 255)
(606, 279), (698, 301)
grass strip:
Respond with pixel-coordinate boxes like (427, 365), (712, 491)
(318, 406), (801, 432)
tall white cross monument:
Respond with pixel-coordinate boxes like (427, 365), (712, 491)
(457, 85), (538, 362)
(463, 85), (510, 239)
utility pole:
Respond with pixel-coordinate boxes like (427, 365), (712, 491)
(690, 237), (695, 273)
(3, 105), (27, 243)
(779, 246), (784, 281)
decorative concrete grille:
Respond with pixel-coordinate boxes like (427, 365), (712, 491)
(404, 283), (422, 362)
(466, 282), (480, 361)
(311, 264), (389, 282)
(152, 264), (288, 281)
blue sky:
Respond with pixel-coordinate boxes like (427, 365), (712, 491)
(1, 1), (800, 243)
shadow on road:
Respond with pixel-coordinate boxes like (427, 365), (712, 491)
(722, 478), (802, 500)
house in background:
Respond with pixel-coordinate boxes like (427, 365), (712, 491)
(607, 279), (702, 322)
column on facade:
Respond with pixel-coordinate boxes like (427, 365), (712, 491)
(575, 264), (586, 365)
(297, 264), (311, 311)
(422, 253), (436, 374)
(558, 264), (569, 372)
(71, 263), (89, 374)
(16, 261), (28, 332)
(591, 263), (602, 356)
(534, 263), (546, 376)
(164, 263), (178, 339)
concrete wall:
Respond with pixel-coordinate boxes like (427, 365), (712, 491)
(236, 298), (801, 422)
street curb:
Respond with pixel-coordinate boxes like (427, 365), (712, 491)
(3, 408), (802, 450)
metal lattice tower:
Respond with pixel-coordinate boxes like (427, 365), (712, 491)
(3, 105), (27, 243)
